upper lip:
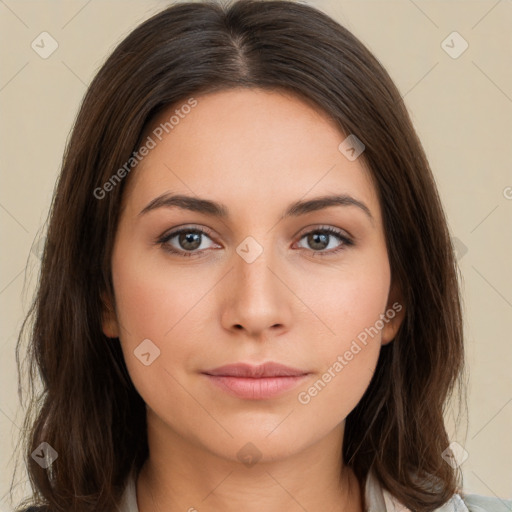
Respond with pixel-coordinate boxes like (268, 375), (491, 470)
(202, 362), (309, 378)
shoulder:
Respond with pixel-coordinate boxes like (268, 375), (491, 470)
(460, 492), (512, 512)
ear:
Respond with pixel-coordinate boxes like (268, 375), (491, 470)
(100, 291), (120, 338)
(381, 279), (405, 346)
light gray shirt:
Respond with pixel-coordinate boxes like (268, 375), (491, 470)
(117, 468), (512, 512)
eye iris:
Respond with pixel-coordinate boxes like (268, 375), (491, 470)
(308, 232), (329, 250)
(179, 232), (201, 250)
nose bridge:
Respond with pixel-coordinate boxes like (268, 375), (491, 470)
(235, 234), (279, 302)
(224, 233), (290, 334)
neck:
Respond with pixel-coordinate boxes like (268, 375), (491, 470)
(136, 411), (363, 512)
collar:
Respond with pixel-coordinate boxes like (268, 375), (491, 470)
(364, 470), (468, 512)
(119, 467), (468, 512)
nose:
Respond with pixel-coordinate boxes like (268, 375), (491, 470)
(220, 240), (293, 339)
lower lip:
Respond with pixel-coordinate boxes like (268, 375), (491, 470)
(203, 374), (309, 400)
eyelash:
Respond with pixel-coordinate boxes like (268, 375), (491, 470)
(156, 225), (354, 258)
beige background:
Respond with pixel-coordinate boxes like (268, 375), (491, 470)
(1, 0), (511, 509)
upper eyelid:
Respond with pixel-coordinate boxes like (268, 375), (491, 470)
(295, 224), (352, 240)
(160, 224), (216, 241)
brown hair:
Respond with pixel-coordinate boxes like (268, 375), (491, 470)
(13, 1), (466, 510)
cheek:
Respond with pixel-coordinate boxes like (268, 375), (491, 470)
(294, 248), (391, 349)
(110, 246), (212, 402)
(111, 245), (209, 341)
(292, 250), (390, 411)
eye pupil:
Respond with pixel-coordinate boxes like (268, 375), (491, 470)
(179, 232), (201, 250)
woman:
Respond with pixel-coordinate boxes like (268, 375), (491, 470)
(13, 1), (511, 511)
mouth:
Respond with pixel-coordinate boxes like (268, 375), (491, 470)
(201, 362), (311, 400)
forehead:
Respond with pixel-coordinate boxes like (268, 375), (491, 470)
(122, 88), (380, 223)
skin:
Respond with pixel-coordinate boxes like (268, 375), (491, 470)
(102, 88), (405, 512)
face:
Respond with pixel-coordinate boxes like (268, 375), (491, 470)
(102, 88), (403, 464)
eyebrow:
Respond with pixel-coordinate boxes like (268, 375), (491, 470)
(138, 192), (374, 223)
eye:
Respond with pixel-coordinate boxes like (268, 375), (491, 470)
(157, 226), (219, 257)
(157, 225), (354, 258)
(295, 226), (353, 255)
